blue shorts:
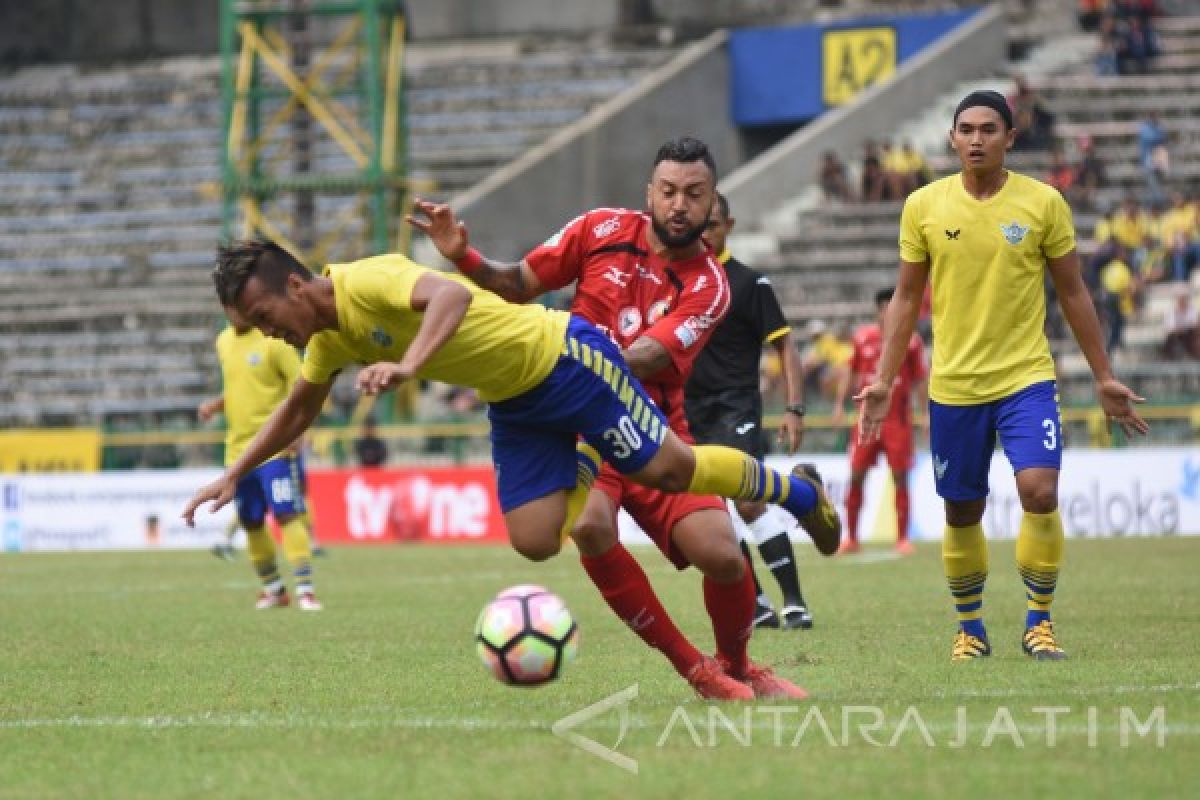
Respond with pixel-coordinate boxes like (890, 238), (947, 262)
(488, 316), (669, 513)
(234, 455), (307, 527)
(928, 380), (1063, 501)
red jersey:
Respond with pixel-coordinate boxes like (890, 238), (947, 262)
(849, 324), (927, 424)
(525, 208), (731, 438)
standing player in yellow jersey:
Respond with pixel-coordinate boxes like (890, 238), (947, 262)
(181, 243), (835, 619)
(856, 91), (1148, 661)
(198, 305), (322, 611)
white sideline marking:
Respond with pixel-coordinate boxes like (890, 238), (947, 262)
(2, 712), (1197, 739)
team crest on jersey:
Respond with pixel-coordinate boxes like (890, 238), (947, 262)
(592, 216), (620, 239)
(247, 352), (262, 367)
(371, 327), (394, 348)
(646, 299), (671, 325)
(1000, 221), (1030, 245)
(617, 307), (642, 338)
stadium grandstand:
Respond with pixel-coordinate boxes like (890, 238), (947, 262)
(2, 3), (1198, 797)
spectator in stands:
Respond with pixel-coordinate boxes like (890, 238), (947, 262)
(1046, 144), (1076, 196)
(818, 150), (853, 202)
(1100, 244), (1139, 356)
(1118, 14), (1161, 75)
(859, 139), (889, 203)
(1078, 0), (1107, 32)
(1162, 289), (1200, 360)
(1161, 190), (1199, 282)
(354, 416), (388, 468)
(1137, 112), (1169, 208)
(801, 320), (852, 402)
(1007, 75), (1055, 151)
(1092, 194), (1153, 280)
(1072, 135), (1107, 209)
(1095, 15), (1121, 75)
(899, 140), (932, 190)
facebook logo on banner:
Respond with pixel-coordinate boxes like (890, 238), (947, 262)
(2, 483), (17, 511)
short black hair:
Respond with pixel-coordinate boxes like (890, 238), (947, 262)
(952, 89), (1013, 130)
(652, 136), (717, 178)
(213, 240), (311, 306)
(874, 287), (895, 307)
(714, 191), (730, 220)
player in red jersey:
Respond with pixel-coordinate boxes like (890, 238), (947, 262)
(410, 138), (837, 700)
(832, 287), (927, 555)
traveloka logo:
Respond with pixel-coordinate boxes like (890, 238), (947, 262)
(1000, 221), (1030, 245)
(934, 455), (949, 481)
(371, 327), (394, 348)
(1181, 458), (1200, 502)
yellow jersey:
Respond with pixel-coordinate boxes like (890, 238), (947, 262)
(899, 171), (1075, 405)
(1101, 259), (1136, 317)
(300, 254), (570, 403)
(215, 325), (301, 465)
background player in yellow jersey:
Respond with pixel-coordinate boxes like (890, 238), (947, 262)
(181, 243), (838, 622)
(198, 304), (322, 611)
(856, 90), (1148, 661)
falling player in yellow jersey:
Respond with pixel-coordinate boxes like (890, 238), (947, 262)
(197, 304), (322, 611)
(856, 90), (1148, 661)
(181, 243), (838, 619)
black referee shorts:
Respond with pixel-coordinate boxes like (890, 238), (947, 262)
(684, 388), (766, 459)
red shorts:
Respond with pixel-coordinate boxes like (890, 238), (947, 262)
(593, 464), (726, 570)
(849, 419), (914, 473)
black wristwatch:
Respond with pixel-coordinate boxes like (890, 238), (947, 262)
(785, 403), (806, 417)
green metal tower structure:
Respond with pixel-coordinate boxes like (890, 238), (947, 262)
(218, 0), (420, 268)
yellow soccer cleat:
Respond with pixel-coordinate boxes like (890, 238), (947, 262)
(951, 630), (992, 660)
(1022, 620), (1067, 660)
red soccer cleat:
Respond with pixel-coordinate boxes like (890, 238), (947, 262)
(837, 539), (861, 556)
(719, 656), (810, 700)
(686, 656), (755, 701)
(255, 589), (290, 610)
(895, 539), (916, 556)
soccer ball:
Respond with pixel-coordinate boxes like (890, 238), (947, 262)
(474, 584), (579, 686)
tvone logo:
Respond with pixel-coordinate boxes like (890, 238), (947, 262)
(344, 474), (491, 540)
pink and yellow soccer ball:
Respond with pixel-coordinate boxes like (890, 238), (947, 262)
(474, 584), (579, 686)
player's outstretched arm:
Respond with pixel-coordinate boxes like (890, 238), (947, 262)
(855, 258), (928, 442)
(182, 377), (332, 526)
(406, 197), (543, 304)
(357, 271), (473, 395)
(1047, 250), (1149, 437)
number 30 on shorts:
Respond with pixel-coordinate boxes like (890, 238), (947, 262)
(1042, 418), (1057, 450)
(603, 415), (644, 460)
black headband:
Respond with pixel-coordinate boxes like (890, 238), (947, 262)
(953, 90), (1013, 130)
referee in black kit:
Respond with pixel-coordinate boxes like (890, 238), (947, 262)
(685, 192), (814, 630)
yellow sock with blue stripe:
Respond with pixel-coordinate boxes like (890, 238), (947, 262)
(1016, 510), (1063, 629)
(281, 516), (315, 595)
(245, 524), (283, 594)
(943, 522), (988, 640)
(687, 445), (817, 515)
(560, 443), (602, 542)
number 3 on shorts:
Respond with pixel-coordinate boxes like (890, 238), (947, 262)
(1042, 418), (1057, 450)
(603, 415), (644, 460)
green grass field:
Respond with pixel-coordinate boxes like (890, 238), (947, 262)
(2, 537), (1198, 799)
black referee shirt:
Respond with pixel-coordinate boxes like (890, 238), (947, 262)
(685, 252), (790, 399)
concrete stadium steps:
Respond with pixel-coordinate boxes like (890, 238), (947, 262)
(742, 15), (1200, 405)
(0, 38), (675, 426)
